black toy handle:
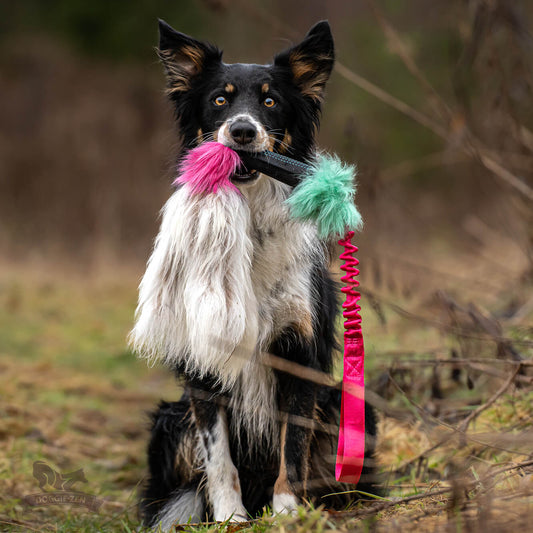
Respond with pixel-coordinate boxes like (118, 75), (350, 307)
(236, 150), (310, 187)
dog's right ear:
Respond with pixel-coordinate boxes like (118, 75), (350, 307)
(157, 19), (222, 94)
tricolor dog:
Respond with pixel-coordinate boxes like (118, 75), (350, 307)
(130, 19), (378, 530)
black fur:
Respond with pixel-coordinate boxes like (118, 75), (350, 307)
(140, 20), (379, 527)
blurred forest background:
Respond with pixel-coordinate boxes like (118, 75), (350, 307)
(2, 0), (532, 272)
(1, 1), (533, 531)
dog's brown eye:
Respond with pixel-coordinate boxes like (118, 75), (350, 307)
(214, 96), (227, 106)
(264, 97), (276, 108)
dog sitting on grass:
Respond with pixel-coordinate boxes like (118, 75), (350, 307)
(130, 19), (378, 530)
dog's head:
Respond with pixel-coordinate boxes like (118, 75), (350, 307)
(158, 20), (334, 182)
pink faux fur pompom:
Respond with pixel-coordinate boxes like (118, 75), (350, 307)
(174, 142), (241, 194)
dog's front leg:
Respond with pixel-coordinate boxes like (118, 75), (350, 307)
(189, 387), (248, 522)
(273, 377), (317, 514)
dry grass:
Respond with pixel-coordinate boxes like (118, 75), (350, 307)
(0, 272), (174, 531)
(0, 253), (531, 532)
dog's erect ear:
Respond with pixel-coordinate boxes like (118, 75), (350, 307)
(274, 21), (335, 102)
(157, 19), (222, 93)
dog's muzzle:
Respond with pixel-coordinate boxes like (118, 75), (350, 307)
(218, 115), (270, 183)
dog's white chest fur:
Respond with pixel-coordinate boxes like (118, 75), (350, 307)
(245, 178), (320, 346)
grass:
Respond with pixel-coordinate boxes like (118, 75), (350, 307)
(0, 266), (532, 532)
(0, 272), (174, 531)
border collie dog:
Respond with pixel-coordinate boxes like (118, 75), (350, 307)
(130, 19), (378, 530)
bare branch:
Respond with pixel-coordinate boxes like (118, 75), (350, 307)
(457, 366), (521, 445)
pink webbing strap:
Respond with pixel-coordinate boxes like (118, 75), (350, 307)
(335, 231), (365, 484)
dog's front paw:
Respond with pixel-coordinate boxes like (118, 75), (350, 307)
(272, 493), (299, 515)
(213, 504), (248, 523)
(216, 512), (248, 523)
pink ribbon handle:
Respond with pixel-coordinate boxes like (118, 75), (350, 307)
(335, 231), (365, 484)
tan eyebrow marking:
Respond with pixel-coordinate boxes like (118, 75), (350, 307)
(196, 128), (203, 145)
(262, 83), (270, 93)
(225, 83), (235, 93)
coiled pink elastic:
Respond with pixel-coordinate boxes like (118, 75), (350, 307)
(335, 231), (365, 484)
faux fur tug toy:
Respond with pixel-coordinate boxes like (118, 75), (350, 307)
(175, 142), (242, 194)
(177, 141), (366, 485)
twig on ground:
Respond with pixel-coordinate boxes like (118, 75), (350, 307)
(361, 287), (533, 348)
(0, 518), (47, 532)
(379, 358), (533, 367)
(344, 458), (533, 520)
(389, 368), (528, 474)
(467, 363), (533, 385)
(456, 366), (520, 446)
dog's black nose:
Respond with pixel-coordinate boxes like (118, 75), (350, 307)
(229, 121), (257, 145)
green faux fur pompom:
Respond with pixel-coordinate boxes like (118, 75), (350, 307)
(286, 154), (363, 239)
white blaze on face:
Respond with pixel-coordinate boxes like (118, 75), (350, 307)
(217, 113), (271, 152)
(129, 185), (259, 387)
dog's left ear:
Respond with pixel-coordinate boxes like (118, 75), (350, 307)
(274, 21), (335, 102)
